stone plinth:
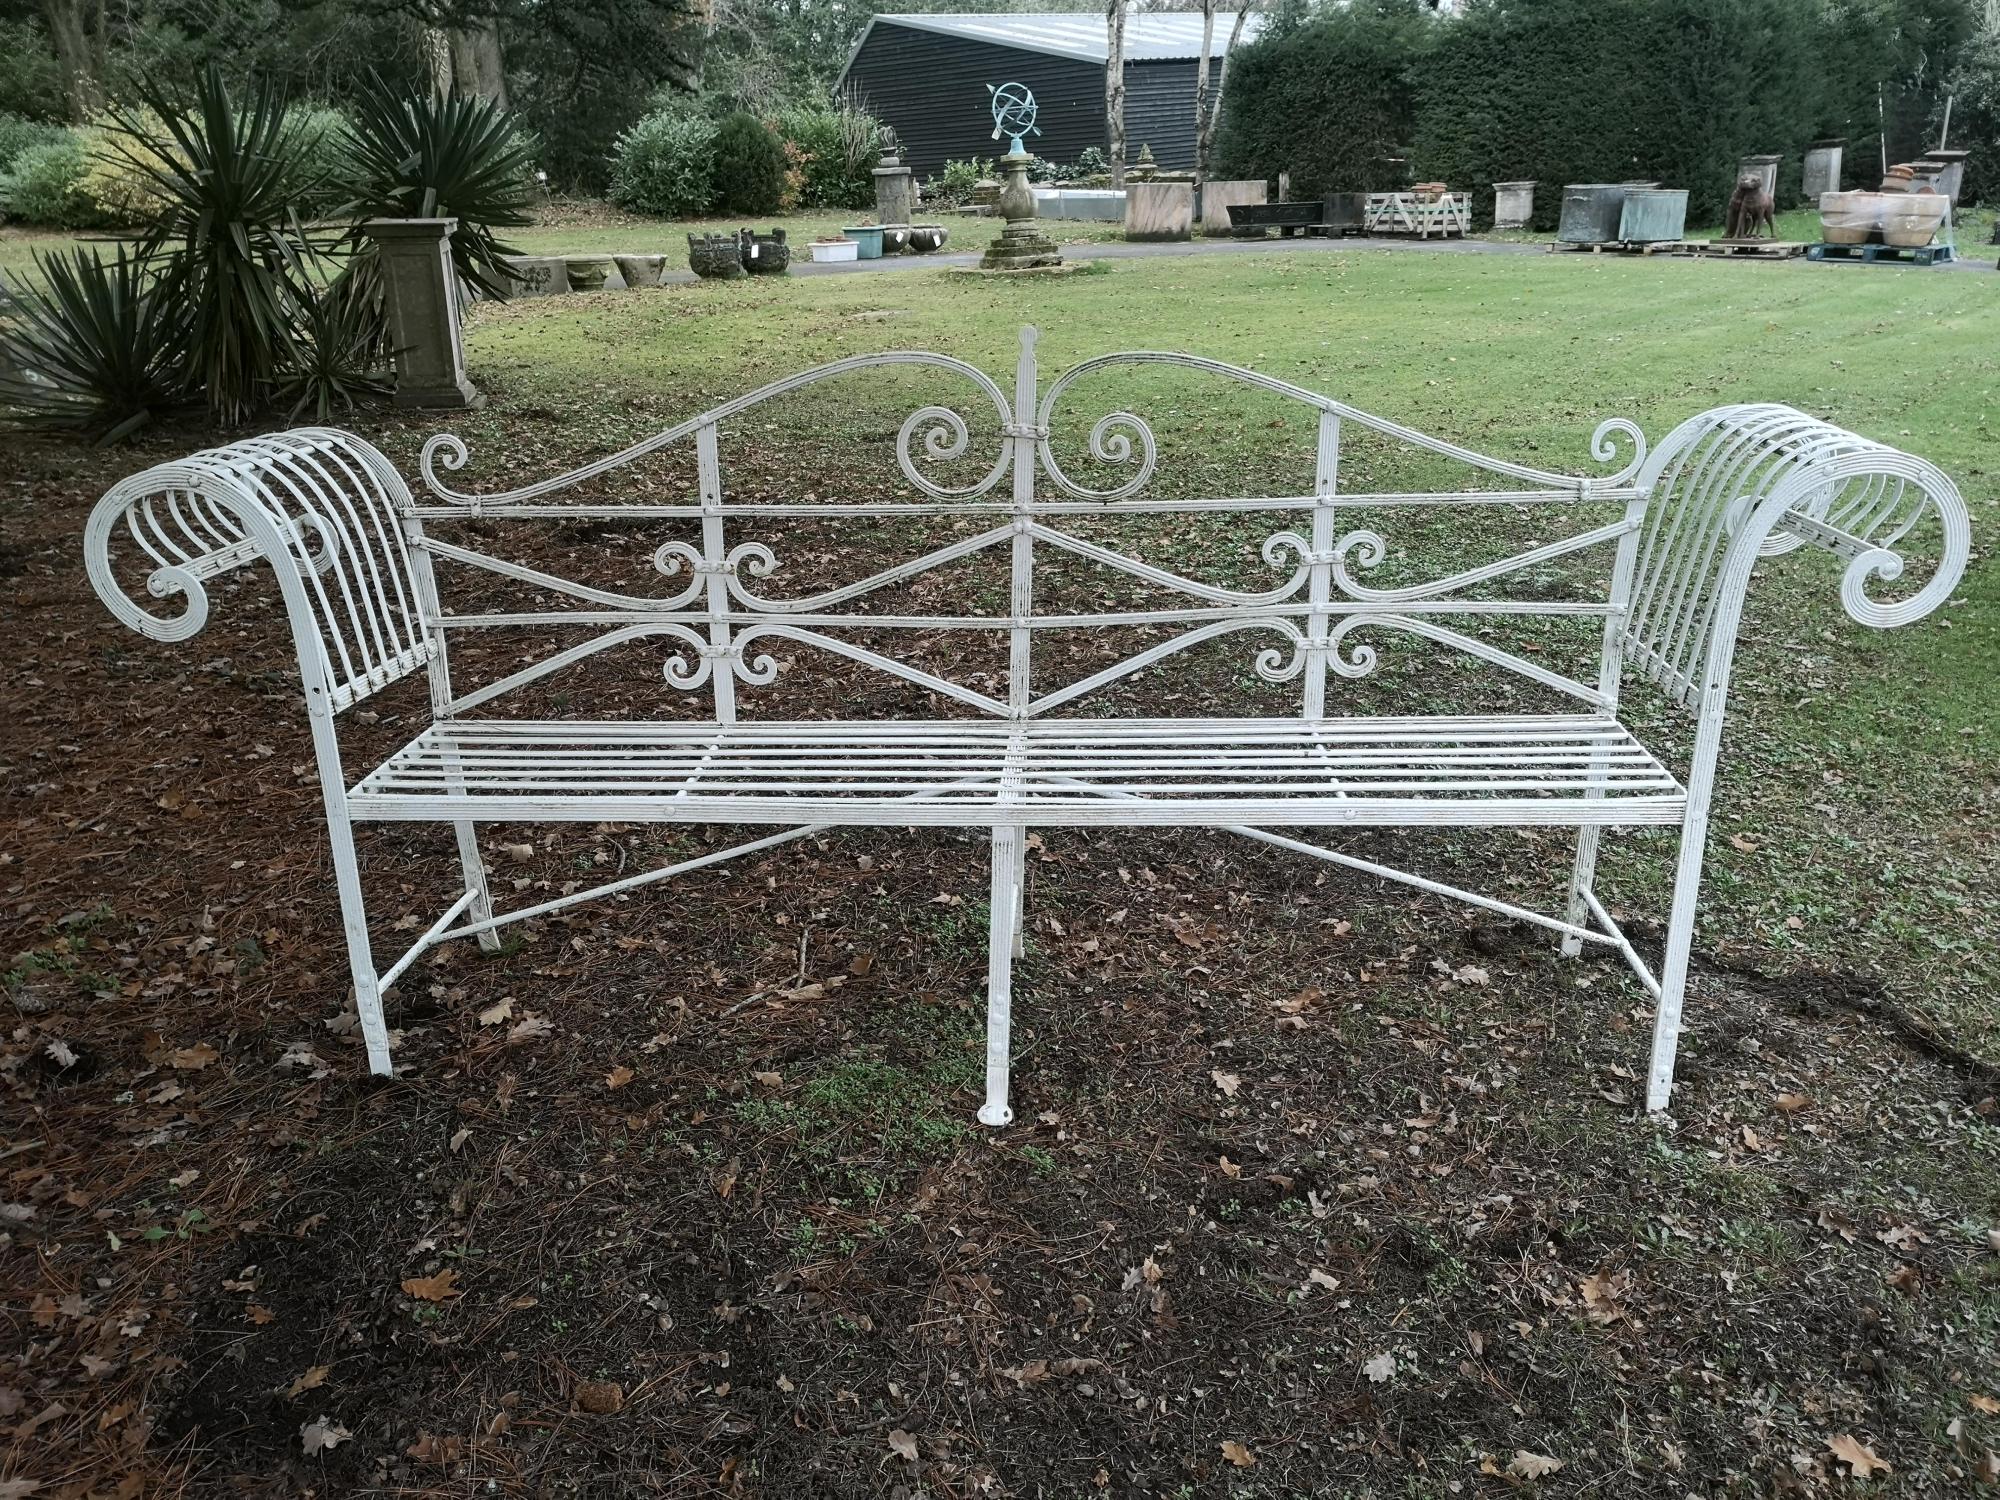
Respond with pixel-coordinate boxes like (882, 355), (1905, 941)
(363, 218), (482, 410)
(874, 147), (915, 229)
(1125, 181), (1193, 241)
(1921, 149), (1970, 207)
(1200, 179), (1267, 235)
(1492, 180), (1536, 229)
(979, 153), (1062, 270)
(1802, 142), (1844, 201)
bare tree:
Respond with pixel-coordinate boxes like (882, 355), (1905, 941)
(1195, 3), (1253, 195)
(1106, 0), (1127, 186)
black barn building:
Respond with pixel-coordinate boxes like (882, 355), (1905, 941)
(836, 12), (1264, 180)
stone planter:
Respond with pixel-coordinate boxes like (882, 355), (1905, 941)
(908, 224), (948, 253)
(688, 234), (747, 280)
(1492, 180), (1536, 230)
(1819, 191), (1880, 244)
(1881, 194), (1947, 247)
(844, 226), (884, 259)
(741, 228), (789, 274)
(810, 239), (859, 263)
(880, 224), (912, 254)
(1125, 181), (1193, 242)
(614, 254), (667, 289)
(1200, 180), (1267, 236)
(565, 256), (613, 292)
(501, 255), (570, 298)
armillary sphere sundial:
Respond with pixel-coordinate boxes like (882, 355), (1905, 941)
(987, 81), (1042, 157)
(977, 81), (1063, 271)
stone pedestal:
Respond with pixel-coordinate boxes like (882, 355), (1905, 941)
(1200, 179), (1267, 235)
(500, 255), (570, 298)
(873, 144), (915, 230)
(1739, 153), (1782, 202)
(364, 218), (481, 409)
(1492, 180), (1536, 229)
(1921, 149), (1970, 208)
(1125, 181), (1193, 241)
(980, 153), (1062, 270)
(1802, 141), (1844, 201)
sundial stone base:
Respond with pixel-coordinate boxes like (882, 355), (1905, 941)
(979, 151), (1063, 271)
(980, 219), (1063, 270)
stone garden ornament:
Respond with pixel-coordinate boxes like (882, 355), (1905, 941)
(84, 329), (1969, 1126)
(980, 84), (1061, 270)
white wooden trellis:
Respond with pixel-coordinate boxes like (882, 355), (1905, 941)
(83, 327), (1970, 1123)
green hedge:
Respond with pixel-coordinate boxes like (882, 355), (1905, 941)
(1215, 3), (1435, 196)
(1218, 0), (1982, 226)
(610, 109), (717, 217)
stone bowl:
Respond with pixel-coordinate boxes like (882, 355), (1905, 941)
(564, 256), (614, 291)
(687, 234), (747, 280)
(880, 224), (912, 254)
(908, 224), (948, 253)
(614, 253), (667, 288)
(1818, 191), (1880, 244)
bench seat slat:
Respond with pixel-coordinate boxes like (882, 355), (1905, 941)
(348, 716), (1685, 826)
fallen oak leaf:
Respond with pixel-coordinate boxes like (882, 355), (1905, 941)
(477, 997), (514, 1026)
(1219, 1440), (1256, 1468)
(604, 1064), (634, 1089)
(168, 1044), (218, 1071)
(286, 1365), (330, 1399)
(1827, 1433), (1891, 1478)
(1507, 1450), (1563, 1479)
(887, 1428), (919, 1463)
(300, 1416), (352, 1455)
(401, 1270), (460, 1302)
(1211, 1069), (1241, 1098)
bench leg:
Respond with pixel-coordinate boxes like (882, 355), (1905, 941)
(1647, 812), (1710, 1115)
(1560, 827), (1602, 958)
(327, 813), (394, 1077)
(979, 825), (1020, 1127)
(452, 820), (502, 954)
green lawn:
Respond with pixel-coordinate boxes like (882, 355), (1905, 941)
(451, 245), (1998, 1046)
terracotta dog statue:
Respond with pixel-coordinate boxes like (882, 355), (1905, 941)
(1725, 170), (1775, 239)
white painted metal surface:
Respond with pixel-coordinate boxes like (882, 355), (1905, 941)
(83, 328), (1970, 1122)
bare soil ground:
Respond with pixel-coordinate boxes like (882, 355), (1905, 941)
(5, 387), (1999, 1500)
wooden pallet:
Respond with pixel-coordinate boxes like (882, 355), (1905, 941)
(1702, 239), (1809, 259)
(1806, 241), (1957, 267)
(1547, 240), (1700, 256)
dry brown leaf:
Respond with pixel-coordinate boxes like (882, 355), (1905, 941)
(1970, 1394), (2000, 1416)
(246, 1304), (276, 1325)
(1507, 1450), (1563, 1479)
(1775, 1091), (1813, 1114)
(605, 1065), (634, 1089)
(448, 1126), (471, 1154)
(168, 1044), (218, 1071)
(1219, 1440), (1256, 1467)
(1728, 832), (1761, 853)
(477, 997), (514, 1026)
(286, 1365), (330, 1399)
(752, 1070), (782, 1088)
(300, 1416), (351, 1455)
(1827, 1433), (1891, 1478)
(714, 1157), (741, 1199)
(887, 1428), (918, 1463)
(1211, 1070), (1241, 1098)
(401, 1270), (460, 1302)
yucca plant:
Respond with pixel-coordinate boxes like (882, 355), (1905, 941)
(273, 273), (394, 424)
(101, 67), (331, 426)
(339, 76), (535, 300)
(0, 248), (189, 444)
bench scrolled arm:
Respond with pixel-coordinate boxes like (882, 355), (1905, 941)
(1623, 404), (1970, 708)
(84, 462), (319, 646)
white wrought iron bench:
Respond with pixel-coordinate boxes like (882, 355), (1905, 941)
(83, 328), (1968, 1123)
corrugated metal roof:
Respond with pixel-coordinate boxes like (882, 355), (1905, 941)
(860, 11), (1265, 66)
